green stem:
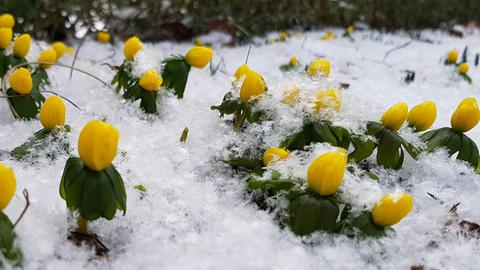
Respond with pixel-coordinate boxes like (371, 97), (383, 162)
(234, 108), (248, 129)
(77, 216), (88, 234)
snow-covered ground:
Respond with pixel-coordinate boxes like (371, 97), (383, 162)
(2, 29), (480, 269)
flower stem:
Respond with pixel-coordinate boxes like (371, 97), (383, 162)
(77, 216), (88, 234)
(234, 108), (248, 129)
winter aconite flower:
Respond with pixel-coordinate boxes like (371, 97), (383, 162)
(279, 31), (288, 41)
(52, 42), (67, 59)
(263, 147), (289, 166)
(240, 70), (266, 102)
(282, 85), (300, 106)
(314, 89), (341, 112)
(124, 36), (143, 60)
(0, 27), (12, 49)
(346, 26), (354, 34)
(0, 13), (14, 28)
(451, 97), (480, 133)
(9, 68), (32, 95)
(185, 46), (213, 69)
(78, 120), (119, 172)
(38, 49), (57, 69)
(458, 63), (469, 75)
(40, 96), (66, 130)
(139, 69), (163, 91)
(381, 102), (408, 132)
(447, 49), (458, 63)
(0, 163), (16, 210)
(13, 33), (31, 58)
(307, 151), (347, 196)
(322, 31), (335, 40)
(308, 58), (330, 77)
(289, 56), (298, 65)
(97, 32), (110, 44)
(407, 101), (437, 132)
(372, 192), (413, 227)
(234, 64), (250, 80)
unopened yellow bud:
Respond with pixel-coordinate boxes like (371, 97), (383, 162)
(289, 56), (298, 65)
(346, 26), (354, 34)
(308, 58), (330, 77)
(194, 38), (203, 46)
(322, 31), (335, 40)
(9, 67), (32, 95)
(139, 69), (163, 91)
(451, 97), (480, 133)
(307, 151), (347, 196)
(447, 49), (458, 63)
(458, 63), (469, 75)
(0, 27), (12, 49)
(52, 42), (67, 59)
(234, 64), (250, 80)
(372, 192), (413, 227)
(185, 46), (213, 69)
(263, 147), (289, 166)
(240, 70), (266, 102)
(279, 31), (288, 41)
(407, 101), (437, 132)
(124, 36), (143, 60)
(40, 96), (66, 130)
(13, 34), (31, 58)
(97, 32), (110, 44)
(0, 163), (16, 211)
(381, 102), (408, 131)
(0, 13), (14, 28)
(38, 49), (57, 69)
(78, 120), (119, 172)
(314, 89), (341, 112)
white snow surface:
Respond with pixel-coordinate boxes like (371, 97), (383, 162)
(2, 29), (480, 269)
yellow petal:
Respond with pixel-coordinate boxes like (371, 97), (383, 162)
(447, 49), (458, 63)
(52, 42), (67, 59)
(458, 63), (469, 75)
(314, 89), (341, 112)
(124, 36), (143, 60)
(372, 192), (413, 227)
(308, 58), (330, 77)
(239, 70), (266, 102)
(381, 102), (408, 131)
(40, 96), (66, 129)
(139, 69), (163, 91)
(234, 64), (250, 80)
(281, 85), (300, 106)
(407, 101), (437, 131)
(9, 67), (32, 95)
(307, 152), (347, 196)
(0, 27), (12, 49)
(97, 32), (110, 44)
(0, 163), (16, 211)
(263, 147), (289, 166)
(451, 97), (480, 133)
(13, 33), (31, 58)
(0, 13), (14, 28)
(38, 49), (57, 69)
(185, 46), (213, 69)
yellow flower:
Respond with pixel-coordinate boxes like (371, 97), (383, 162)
(139, 69), (163, 91)
(447, 49), (458, 63)
(289, 56), (298, 65)
(97, 32), (110, 44)
(458, 63), (469, 75)
(0, 27), (12, 49)
(263, 147), (289, 166)
(314, 89), (341, 112)
(407, 101), (437, 132)
(185, 46), (213, 69)
(322, 31), (335, 40)
(372, 192), (413, 227)
(78, 120), (120, 172)
(40, 96), (66, 130)
(279, 31), (288, 41)
(381, 102), (408, 131)
(234, 64), (250, 80)
(0, 13), (14, 28)
(307, 151), (347, 196)
(0, 163), (16, 211)
(194, 38), (203, 46)
(124, 36), (143, 60)
(9, 67), (32, 95)
(51, 41), (68, 59)
(38, 49), (57, 69)
(346, 26), (354, 34)
(282, 85), (300, 106)
(66, 46), (74, 55)
(307, 58), (330, 77)
(240, 69), (266, 102)
(13, 33), (31, 58)
(451, 97), (480, 133)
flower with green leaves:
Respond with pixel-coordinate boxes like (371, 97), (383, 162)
(123, 69), (163, 114)
(6, 68), (46, 120)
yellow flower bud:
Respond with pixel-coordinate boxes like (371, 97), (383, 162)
(9, 67), (32, 95)
(40, 96), (66, 130)
(139, 69), (163, 91)
(281, 85), (300, 106)
(52, 42), (67, 59)
(322, 31), (335, 40)
(0, 27), (13, 49)
(407, 101), (437, 132)
(194, 38), (203, 46)
(78, 120), (120, 172)
(13, 33), (31, 58)
(97, 32), (110, 44)
(124, 36), (143, 60)
(451, 97), (480, 133)
(372, 192), (413, 227)
(346, 26), (354, 34)
(447, 49), (458, 63)
(0, 163), (16, 211)
(307, 58), (330, 77)
(240, 70), (266, 102)
(289, 56), (298, 65)
(381, 102), (408, 131)
(314, 89), (341, 112)
(279, 31), (288, 41)
(234, 64), (250, 80)
(38, 49), (57, 69)
(185, 46), (213, 69)
(66, 46), (74, 55)
(307, 151), (347, 196)
(458, 63), (469, 75)
(263, 147), (289, 166)
(0, 13), (14, 28)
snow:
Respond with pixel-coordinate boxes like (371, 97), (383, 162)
(2, 28), (480, 269)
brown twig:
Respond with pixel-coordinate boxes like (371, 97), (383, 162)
(69, 33), (88, 79)
(13, 189), (30, 229)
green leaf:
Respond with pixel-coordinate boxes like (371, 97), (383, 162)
(10, 128), (50, 159)
(140, 89), (158, 114)
(346, 212), (387, 237)
(211, 92), (244, 117)
(7, 88), (44, 120)
(226, 157), (263, 173)
(349, 136), (376, 162)
(162, 56), (191, 99)
(457, 134), (480, 168)
(112, 61), (135, 93)
(422, 128), (452, 152)
(123, 82), (142, 101)
(0, 212), (23, 266)
(376, 129), (404, 169)
(32, 68), (50, 90)
(247, 180), (295, 193)
(286, 193), (339, 236)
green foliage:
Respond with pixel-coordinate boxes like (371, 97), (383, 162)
(32, 68), (50, 90)
(162, 56), (191, 99)
(112, 61), (135, 93)
(211, 92), (264, 128)
(0, 212), (22, 266)
(226, 156), (264, 174)
(123, 82), (158, 114)
(279, 63), (300, 73)
(7, 87), (45, 120)
(10, 126), (71, 160)
(59, 157), (127, 221)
